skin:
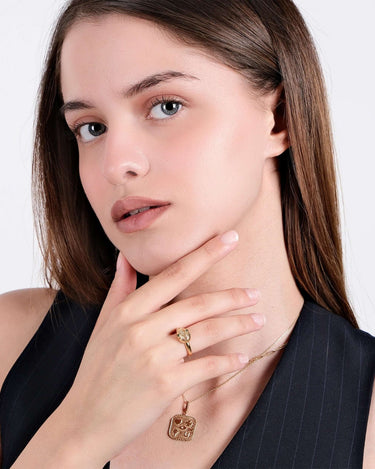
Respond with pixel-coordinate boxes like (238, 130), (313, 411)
(61, 14), (302, 363)
(58, 14), (303, 467)
(4, 12), (373, 469)
(62, 16), (284, 278)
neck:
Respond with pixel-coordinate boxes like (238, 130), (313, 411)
(173, 162), (304, 363)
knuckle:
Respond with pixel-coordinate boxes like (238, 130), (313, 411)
(155, 372), (173, 395)
(202, 320), (219, 338)
(229, 288), (247, 304)
(205, 356), (218, 373)
(117, 303), (132, 324)
(127, 322), (147, 349)
(142, 348), (161, 370)
(163, 259), (184, 279)
(237, 315), (252, 331)
(230, 354), (242, 368)
(188, 294), (207, 312)
(202, 240), (218, 259)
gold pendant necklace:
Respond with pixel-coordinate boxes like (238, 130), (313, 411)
(168, 399), (197, 441)
(168, 316), (298, 441)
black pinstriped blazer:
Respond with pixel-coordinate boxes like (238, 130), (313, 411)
(0, 291), (374, 469)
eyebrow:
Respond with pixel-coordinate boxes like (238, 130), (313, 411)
(60, 70), (199, 116)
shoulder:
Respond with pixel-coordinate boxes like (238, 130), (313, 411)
(303, 300), (375, 466)
(0, 288), (57, 390)
(305, 301), (375, 465)
(304, 300), (375, 360)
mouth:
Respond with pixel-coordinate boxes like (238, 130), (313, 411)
(122, 205), (163, 219)
(111, 196), (171, 223)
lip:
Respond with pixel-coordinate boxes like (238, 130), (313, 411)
(111, 196), (171, 233)
(111, 196), (171, 222)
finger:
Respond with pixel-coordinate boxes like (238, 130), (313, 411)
(170, 314), (265, 360)
(173, 353), (249, 397)
(125, 230), (239, 315)
(152, 288), (260, 333)
(99, 252), (137, 322)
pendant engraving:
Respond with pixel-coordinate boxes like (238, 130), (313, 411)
(168, 414), (196, 441)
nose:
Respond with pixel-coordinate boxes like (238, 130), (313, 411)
(101, 128), (150, 185)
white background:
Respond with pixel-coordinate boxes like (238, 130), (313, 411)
(0, 1), (374, 334)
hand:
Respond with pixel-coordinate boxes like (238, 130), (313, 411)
(60, 231), (263, 467)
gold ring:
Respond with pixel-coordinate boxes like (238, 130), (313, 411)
(176, 328), (192, 356)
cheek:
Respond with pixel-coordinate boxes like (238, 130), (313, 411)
(162, 114), (266, 210)
(79, 158), (92, 197)
(78, 154), (105, 215)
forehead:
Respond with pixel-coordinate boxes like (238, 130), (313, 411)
(61, 16), (204, 88)
(62, 14), (197, 63)
(60, 14), (252, 101)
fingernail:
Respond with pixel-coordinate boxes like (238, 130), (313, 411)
(251, 314), (266, 326)
(220, 230), (239, 245)
(238, 353), (249, 364)
(245, 288), (260, 300)
(116, 252), (123, 272)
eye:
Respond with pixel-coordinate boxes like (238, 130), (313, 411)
(74, 122), (107, 143)
(148, 98), (183, 120)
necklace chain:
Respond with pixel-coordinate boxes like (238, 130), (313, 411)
(168, 314), (299, 441)
(182, 315), (298, 407)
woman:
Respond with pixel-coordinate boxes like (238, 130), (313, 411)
(0, 0), (374, 467)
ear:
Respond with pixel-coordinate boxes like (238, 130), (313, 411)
(265, 84), (289, 158)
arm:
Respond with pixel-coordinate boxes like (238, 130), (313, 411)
(7, 233), (263, 467)
(0, 288), (56, 468)
(9, 403), (98, 469)
(0, 289), (56, 387)
(0, 290), (100, 468)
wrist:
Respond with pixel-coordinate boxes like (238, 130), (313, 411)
(10, 402), (103, 469)
(51, 400), (106, 469)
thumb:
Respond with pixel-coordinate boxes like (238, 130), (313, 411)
(101, 252), (137, 316)
(114, 252), (138, 298)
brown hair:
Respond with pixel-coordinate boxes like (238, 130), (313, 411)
(33, 0), (358, 327)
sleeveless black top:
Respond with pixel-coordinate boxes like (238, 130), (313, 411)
(0, 291), (374, 469)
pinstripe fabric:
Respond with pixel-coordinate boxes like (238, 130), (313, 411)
(0, 294), (374, 469)
(211, 301), (375, 469)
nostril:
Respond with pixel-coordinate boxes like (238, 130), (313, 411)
(101, 152), (150, 185)
(126, 170), (138, 177)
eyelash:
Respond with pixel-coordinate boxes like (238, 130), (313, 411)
(147, 95), (185, 118)
(70, 95), (185, 139)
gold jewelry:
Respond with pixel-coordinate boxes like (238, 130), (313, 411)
(168, 316), (298, 441)
(176, 327), (192, 356)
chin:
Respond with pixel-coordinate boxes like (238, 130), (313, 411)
(117, 226), (221, 277)
(123, 236), (206, 277)
(123, 245), (185, 278)
(135, 261), (171, 277)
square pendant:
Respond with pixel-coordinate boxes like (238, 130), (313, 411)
(168, 414), (196, 441)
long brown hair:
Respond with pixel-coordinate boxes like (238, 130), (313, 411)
(33, 0), (358, 327)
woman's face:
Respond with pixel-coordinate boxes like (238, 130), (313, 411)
(60, 14), (286, 275)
